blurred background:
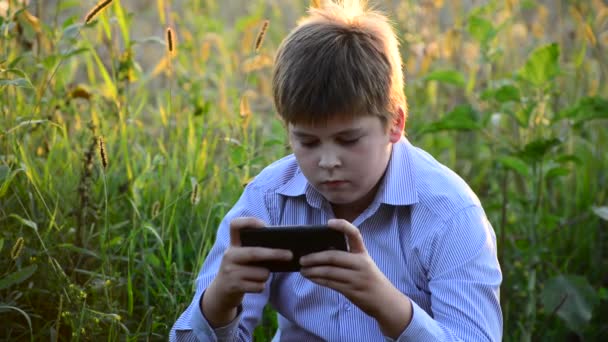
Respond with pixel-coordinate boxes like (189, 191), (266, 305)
(1, 0), (607, 340)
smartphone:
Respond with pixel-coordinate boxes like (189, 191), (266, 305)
(239, 225), (349, 272)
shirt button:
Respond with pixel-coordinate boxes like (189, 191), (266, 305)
(343, 303), (351, 311)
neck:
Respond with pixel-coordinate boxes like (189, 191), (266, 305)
(331, 204), (363, 222)
(331, 180), (382, 222)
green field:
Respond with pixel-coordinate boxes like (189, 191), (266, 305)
(1, 0), (607, 340)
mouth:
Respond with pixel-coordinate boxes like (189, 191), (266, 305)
(321, 180), (348, 187)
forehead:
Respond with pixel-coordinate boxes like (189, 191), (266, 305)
(288, 115), (382, 136)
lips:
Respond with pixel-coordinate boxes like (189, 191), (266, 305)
(322, 180), (348, 187)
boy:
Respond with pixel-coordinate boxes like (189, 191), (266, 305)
(171, 0), (502, 341)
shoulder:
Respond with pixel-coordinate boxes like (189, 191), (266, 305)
(402, 143), (497, 271)
(246, 154), (300, 194)
(405, 142), (483, 224)
(226, 154), (301, 222)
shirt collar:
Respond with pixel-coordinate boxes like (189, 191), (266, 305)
(276, 136), (418, 208)
(277, 169), (325, 209)
(373, 136), (419, 206)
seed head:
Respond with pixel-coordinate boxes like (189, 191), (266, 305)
(98, 136), (108, 169)
(85, 0), (113, 24)
(151, 201), (161, 218)
(254, 20), (269, 53)
(11, 237), (24, 260)
(239, 93), (251, 117)
(191, 183), (199, 205)
(166, 27), (176, 54)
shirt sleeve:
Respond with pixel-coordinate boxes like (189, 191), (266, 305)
(170, 183), (275, 341)
(388, 205), (503, 342)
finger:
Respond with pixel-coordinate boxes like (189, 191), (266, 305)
(300, 265), (353, 283)
(236, 280), (268, 293)
(229, 217), (266, 246)
(237, 266), (271, 282)
(327, 219), (367, 253)
(304, 277), (347, 293)
(299, 250), (357, 269)
(228, 246), (293, 265)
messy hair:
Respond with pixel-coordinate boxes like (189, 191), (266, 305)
(272, 0), (406, 127)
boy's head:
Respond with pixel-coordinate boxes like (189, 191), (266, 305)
(272, 0), (406, 129)
(271, 1), (407, 217)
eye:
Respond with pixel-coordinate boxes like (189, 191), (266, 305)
(338, 137), (360, 146)
(300, 140), (320, 148)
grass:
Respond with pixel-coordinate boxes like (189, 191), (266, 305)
(1, 0), (607, 340)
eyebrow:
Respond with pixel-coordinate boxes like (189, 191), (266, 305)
(291, 128), (364, 138)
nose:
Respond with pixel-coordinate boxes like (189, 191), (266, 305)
(318, 150), (341, 169)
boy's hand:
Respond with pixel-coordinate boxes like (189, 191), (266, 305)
(202, 217), (292, 327)
(299, 219), (412, 337)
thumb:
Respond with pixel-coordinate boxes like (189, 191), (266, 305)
(327, 219), (366, 253)
(229, 217), (266, 246)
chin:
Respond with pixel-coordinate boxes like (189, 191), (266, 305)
(322, 193), (359, 205)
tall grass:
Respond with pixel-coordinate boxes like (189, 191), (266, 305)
(1, 0), (607, 340)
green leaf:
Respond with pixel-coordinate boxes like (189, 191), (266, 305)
(132, 36), (166, 46)
(424, 69), (466, 87)
(143, 224), (164, 246)
(558, 96), (608, 126)
(0, 305), (32, 338)
(5, 119), (50, 134)
(0, 78), (34, 89)
(9, 214), (38, 231)
(0, 265), (38, 291)
(62, 47), (90, 59)
(541, 274), (599, 332)
(468, 16), (496, 44)
(574, 43), (587, 68)
(5, 68), (27, 78)
(599, 288), (608, 300)
(0, 166), (23, 198)
(0, 165), (8, 179)
(89, 44), (117, 100)
(418, 105), (481, 134)
(55, 243), (100, 259)
(545, 166), (570, 180)
(511, 103), (535, 127)
(592, 206), (608, 221)
(8, 56), (24, 68)
(481, 84), (521, 103)
(113, 0), (131, 44)
(145, 252), (161, 268)
(62, 22), (83, 40)
(497, 156), (530, 177)
(40, 54), (59, 70)
(0, 238), (4, 252)
(263, 138), (286, 148)
(518, 43), (560, 86)
(518, 138), (561, 163)
(555, 154), (583, 166)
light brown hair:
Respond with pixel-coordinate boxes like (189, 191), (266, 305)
(272, 0), (406, 128)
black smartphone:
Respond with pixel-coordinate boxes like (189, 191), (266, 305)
(239, 225), (349, 272)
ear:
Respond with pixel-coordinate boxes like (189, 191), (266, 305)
(388, 106), (406, 143)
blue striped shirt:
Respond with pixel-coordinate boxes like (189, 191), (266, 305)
(171, 137), (502, 341)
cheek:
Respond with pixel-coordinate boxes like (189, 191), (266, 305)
(349, 142), (388, 173)
(293, 147), (317, 168)
(349, 143), (377, 162)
